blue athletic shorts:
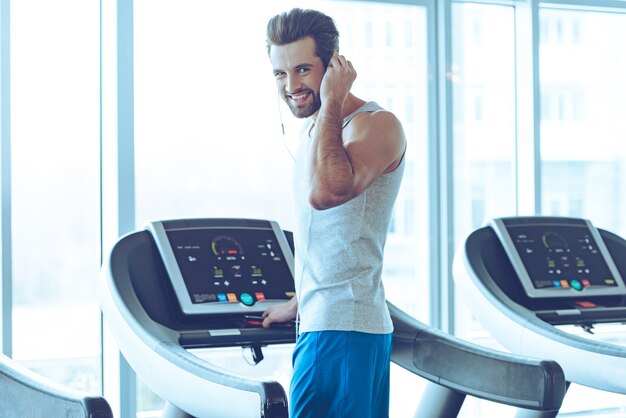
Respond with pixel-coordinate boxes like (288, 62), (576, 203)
(289, 330), (392, 418)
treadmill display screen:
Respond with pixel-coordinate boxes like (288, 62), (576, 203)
(491, 218), (626, 298)
(509, 225), (615, 290)
(149, 220), (295, 315)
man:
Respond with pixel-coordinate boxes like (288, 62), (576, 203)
(262, 8), (406, 418)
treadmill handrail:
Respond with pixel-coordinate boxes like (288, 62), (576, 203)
(388, 303), (566, 411)
(0, 352), (113, 418)
(100, 230), (289, 418)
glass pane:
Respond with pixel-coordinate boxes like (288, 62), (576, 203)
(540, 8), (626, 236)
(539, 7), (626, 416)
(134, 0), (429, 416)
(10, 0), (101, 393)
(451, 4), (517, 415)
(451, 1), (516, 334)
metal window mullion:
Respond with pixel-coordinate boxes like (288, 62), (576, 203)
(100, 0), (136, 416)
(117, 0), (135, 237)
(531, 0), (542, 215)
(432, 0), (455, 334)
(116, 1), (137, 414)
(426, 0), (444, 330)
(540, 0), (626, 12)
(0, 0), (12, 358)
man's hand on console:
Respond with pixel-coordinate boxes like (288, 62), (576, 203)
(262, 296), (298, 328)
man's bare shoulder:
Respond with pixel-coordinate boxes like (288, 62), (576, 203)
(344, 109), (406, 156)
(345, 108), (403, 138)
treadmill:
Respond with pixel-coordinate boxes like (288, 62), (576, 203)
(0, 352), (113, 418)
(100, 218), (567, 417)
(454, 216), (626, 417)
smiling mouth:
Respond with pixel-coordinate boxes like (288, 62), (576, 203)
(286, 90), (312, 104)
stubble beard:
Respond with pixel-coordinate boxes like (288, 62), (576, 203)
(284, 90), (322, 119)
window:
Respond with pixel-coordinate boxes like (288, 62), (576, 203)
(451, 3), (518, 414)
(540, 8), (626, 236)
(10, 0), (101, 393)
(451, 3), (516, 247)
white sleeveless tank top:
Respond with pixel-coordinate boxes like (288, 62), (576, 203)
(292, 101), (405, 334)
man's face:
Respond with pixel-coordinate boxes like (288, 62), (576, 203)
(269, 37), (326, 119)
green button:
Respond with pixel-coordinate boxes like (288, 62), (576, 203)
(570, 280), (583, 291)
(240, 293), (254, 306)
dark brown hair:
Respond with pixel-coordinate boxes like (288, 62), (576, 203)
(266, 8), (339, 68)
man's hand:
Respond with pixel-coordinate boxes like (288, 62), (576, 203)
(261, 296), (298, 328)
(320, 52), (357, 105)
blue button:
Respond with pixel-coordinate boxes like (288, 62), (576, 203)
(570, 279), (583, 291)
(240, 293), (254, 306)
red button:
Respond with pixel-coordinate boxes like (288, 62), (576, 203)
(575, 301), (596, 308)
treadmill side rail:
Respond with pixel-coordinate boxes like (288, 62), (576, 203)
(389, 303), (566, 412)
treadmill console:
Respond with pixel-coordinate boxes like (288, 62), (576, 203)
(148, 218), (295, 315)
(490, 217), (626, 299)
